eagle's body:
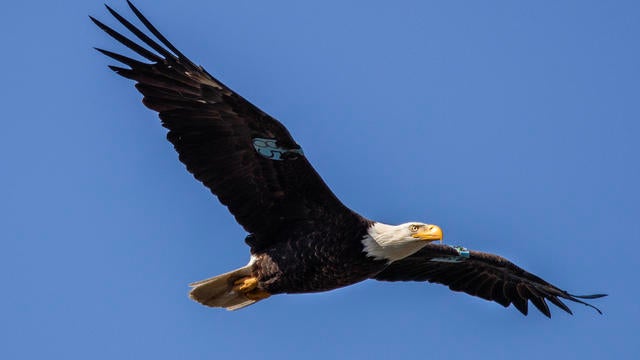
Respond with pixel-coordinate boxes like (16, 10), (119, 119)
(248, 217), (383, 294)
(92, 1), (606, 316)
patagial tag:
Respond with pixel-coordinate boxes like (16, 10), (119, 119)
(252, 138), (304, 160)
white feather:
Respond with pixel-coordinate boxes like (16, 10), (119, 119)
(361, 222), (431, 262)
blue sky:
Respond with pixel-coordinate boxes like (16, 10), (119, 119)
(2, 1), (638, 359)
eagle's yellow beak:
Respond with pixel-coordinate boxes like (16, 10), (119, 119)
(412, 225), (443, 243)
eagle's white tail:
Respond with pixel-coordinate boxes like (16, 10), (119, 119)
(188, 265), (259, 311)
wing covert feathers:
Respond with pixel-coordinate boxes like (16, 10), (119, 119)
(374, 244), (606, 317)
(92, 1), (358, 242)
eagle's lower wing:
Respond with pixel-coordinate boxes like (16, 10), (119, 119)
(374, 244), (606, 317)
(91, 2), (357, 242)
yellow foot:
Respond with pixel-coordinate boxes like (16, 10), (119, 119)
(232, 276), (272, 301)
(233, 276), (259, 292)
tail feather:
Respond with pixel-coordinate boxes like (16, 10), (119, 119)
(188, 265), (259, 310)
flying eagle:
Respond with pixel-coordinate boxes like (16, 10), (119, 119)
(92, 1), (606, 316)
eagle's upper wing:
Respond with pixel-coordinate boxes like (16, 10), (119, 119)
(91, 2), (358, 243)
(374, 244), (606, 317)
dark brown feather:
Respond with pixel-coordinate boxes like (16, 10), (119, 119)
(93, 2), (360, 246)
(374, 244), (605, 316)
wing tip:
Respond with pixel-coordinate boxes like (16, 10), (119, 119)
(566, 293), (607, 315)
(572, 293), (608, 299)
(126, 0), (139, 12)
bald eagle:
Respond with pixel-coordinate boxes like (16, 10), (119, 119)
(92, 1), (606, 316)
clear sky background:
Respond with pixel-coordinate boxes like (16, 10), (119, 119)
(2, 1), (638, 359)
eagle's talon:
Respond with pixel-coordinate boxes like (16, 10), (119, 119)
(233, 276), (259, 292)
(232, 276), (271, 301)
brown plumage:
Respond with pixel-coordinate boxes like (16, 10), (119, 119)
(92, 2), (354, 246)
(92, 1), (605, 316)
(374, 244), (604, 317)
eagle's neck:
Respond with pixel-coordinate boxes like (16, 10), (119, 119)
(361, 222), (427, 262)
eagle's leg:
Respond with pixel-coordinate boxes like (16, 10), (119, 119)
(233, 276), (271, 301)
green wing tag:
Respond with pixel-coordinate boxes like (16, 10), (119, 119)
(252, 138), (304, 161)
(430, 245), (470, 263)
(452, 245), (470, 258)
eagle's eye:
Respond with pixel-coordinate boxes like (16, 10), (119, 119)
(409, 224), (420, 232)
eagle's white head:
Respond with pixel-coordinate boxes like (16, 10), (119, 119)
(362, 222), (443, 262)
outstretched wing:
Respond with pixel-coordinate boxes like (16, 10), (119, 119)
(91, 2), (357, 242)
(374, 244), (606, 317)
